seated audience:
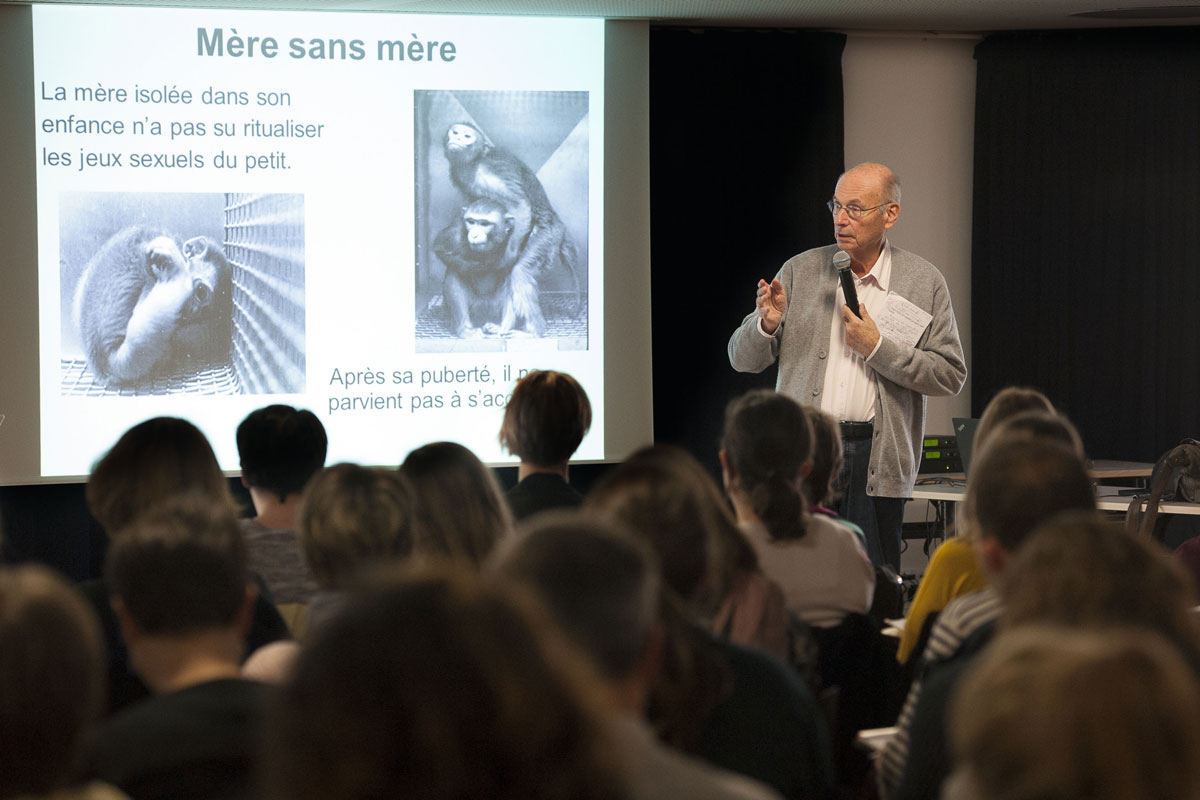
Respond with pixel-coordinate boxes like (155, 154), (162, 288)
(588, 446), (833, 800)
(0, 565), (124, 800)
(494, 513), (784, 800)
(999, 511), (1200, 671)
(499, 369), (593, 519)
(236, 405), (326, 623)
(89, 495), (270, 800)
(261, 569), (625, 800)
(896, 386), (1059, 664)
(947, 627), (1200, 800)
(631, 444), (789, 660)
(297, 463), (416, 634)
(81, 417), (288, 714)
(720, 390), (874, 628)
(901, 511), (1200, 800)
(800, 406), (866, 546)
(879, 436), (1095, 799)
(399, 441), (513, 565)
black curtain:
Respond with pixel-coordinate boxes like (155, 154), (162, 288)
(649, 28), (845, 468)
(972, 29), (1200, 462)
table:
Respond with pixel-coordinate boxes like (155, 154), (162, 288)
(911, 473), (1200, 518)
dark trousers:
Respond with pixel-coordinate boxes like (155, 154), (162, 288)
(836, 434), (906, 572)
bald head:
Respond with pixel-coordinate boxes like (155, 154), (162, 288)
(840, 162), (901, 205)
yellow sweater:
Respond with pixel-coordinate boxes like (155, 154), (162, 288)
(896, 536), (989, 663)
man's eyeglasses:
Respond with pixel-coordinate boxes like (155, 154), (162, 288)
(826, 200), (890, 220)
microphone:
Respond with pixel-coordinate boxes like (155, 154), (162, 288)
(833, 250), (860, 318)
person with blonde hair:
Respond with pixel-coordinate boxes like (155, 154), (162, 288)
(298, 463), (416, 634)
(400, 441), (513, 566)
(948, 627), (1200, 800)
(499, 369), (593, 519)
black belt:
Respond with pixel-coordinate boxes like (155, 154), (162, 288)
(839, 420), (874, 440)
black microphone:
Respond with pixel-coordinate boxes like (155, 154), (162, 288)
(833, 250), (860, 318)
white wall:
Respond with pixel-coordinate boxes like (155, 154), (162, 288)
(843, 34), (978, 435)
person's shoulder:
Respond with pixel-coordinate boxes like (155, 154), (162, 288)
(928, 535), (977, 567)
(926, 587), (1001, 660)
(782, 244), (840, 272)
(808, 513), (870, 554)
(890, 246), (949, 283)
(709, 632), (813, 701)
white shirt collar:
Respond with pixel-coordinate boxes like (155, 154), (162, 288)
(857, 238), (892, 292)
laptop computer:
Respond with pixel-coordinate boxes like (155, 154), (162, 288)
(953, 417), (981, 477)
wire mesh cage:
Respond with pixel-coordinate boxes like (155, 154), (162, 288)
(226, 193), (306, 394)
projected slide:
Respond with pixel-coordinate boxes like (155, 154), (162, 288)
(32, 5), (605, 476)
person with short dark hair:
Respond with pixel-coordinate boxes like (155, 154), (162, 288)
(236, 405), (327, 613)
(0, 565), (121, 800)
(89, 495), (269, 800)
(262, 568), (626, 800)
(81, 417), (288, 715)
(400, 441), (513, 566)
(499, 370), (592, 519)
(494, 513), (783, 800)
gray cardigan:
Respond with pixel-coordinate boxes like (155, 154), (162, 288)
(728, 243), (966, 498)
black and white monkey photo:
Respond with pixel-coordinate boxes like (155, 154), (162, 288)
(58, 192), (239, 393)
(72, 227), (232, 386)
(414, 90), (589, 348)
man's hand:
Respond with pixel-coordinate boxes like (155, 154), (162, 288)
(843, 303), (881, 356)
(756, 278), (787, 335)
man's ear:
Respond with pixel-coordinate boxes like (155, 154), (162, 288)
(718, 449), (733, 490)
(975, 535), (1009, 577)
(234, 583), (258, 637)
(111, 596), (142, 646)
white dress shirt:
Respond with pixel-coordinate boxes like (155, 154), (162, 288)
(819, 241), (891, 422)
(755, 240), (892, 423)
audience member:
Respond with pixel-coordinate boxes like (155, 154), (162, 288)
(0, 565), (124, 800)
(399, 441), (513, 565)
(895, 387), (1059, 664)
(588, 446), (833, 800)
(236, 405), (326, 620)
(81, 417), (288, 714)
(879, 436), (1095, 799)
(947, 627), (1200, 800)
(800, 405), (866, 545)
(262, 568), (626, 800)
(721, 390), (874, 628)
(899, 511), (1200, 800)
(297, 463), (416, 633)
(494, 513), (784, 800)
(499, 369), (593, 519)
(999, 511), (1200, 672)
(636, 444), (790, 659)
(89, 495), (269, 800)
(972, 386), (1056, 450)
